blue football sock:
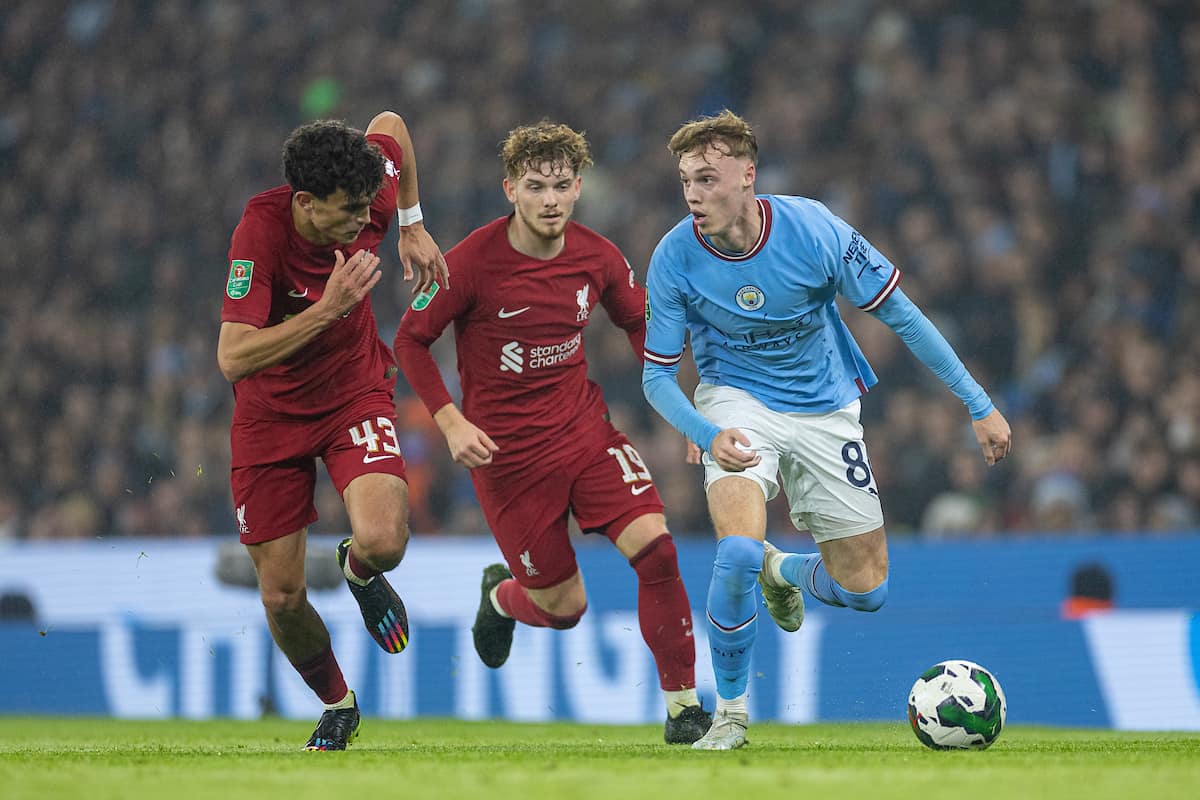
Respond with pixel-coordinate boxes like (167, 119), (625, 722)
(838, 577), (888, 612)
(779, 554), (889, 612)
(705, 535), (763, 701)
(779, 552), (843, 607)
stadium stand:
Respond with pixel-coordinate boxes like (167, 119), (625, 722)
(2, 0), (1197, 538)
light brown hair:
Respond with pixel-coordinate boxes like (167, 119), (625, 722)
(500, 120), (593, 180)
(667, 109), (758, 163)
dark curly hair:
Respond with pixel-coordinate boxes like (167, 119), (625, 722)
(282, 120), (385, 201)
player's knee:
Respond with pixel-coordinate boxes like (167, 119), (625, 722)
(530, 597), (587, 629)
(707, 536), (763, 628)
(352, 523), (409, 571)
(714, 535), (764, 574)
(545, 605), (586, 629)
(260, 583), (307, 617)
(373, 541), (407, 572)
(527, 575), (589, 627)
(839, 576), (888, 612)
(629, 533), (680, 584)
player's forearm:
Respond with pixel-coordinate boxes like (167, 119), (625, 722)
(366, 111), (423, 210)
(397, 150), (422, 215)
(642, 362), (722, 450)
(432, 403), (469, 436)
(625, 327), (646, 361)
(874, 289), (994, 419)
(217, 309), (340, 383)
(393, 328), (455, 415)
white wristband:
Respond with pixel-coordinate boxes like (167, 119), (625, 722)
(397, 202), (423, 226)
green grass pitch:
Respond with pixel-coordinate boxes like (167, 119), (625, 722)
(1, 718), (1197, 800)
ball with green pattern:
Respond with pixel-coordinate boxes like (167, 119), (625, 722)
(907, 659), (1006, 750)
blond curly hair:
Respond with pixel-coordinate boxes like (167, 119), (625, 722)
(500, 120), (594, 180)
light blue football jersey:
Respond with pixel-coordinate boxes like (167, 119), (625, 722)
(644, 195), (900, 414)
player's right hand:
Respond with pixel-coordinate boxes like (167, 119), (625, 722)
(398, 224), (450, 294)
(972, 408), (1013, 466)
(444, 418), (500, 469)
(319, 249), (382, 318)
(708, 428), (760, 472)
(685, 439), (703, 465)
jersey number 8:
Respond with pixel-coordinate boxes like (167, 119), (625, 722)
(840, 441), (873, 488)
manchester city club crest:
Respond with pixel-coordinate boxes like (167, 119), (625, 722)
(735, 284), (766, 311)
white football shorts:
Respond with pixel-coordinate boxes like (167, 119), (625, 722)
(694, 383), (885, 542)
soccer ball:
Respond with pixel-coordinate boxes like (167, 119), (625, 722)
(907, 659), (1006, 750)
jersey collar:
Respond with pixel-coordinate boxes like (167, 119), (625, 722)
(692, 197), (772, 262)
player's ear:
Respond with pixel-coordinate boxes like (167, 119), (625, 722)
(743, 161), (756, 188)
(502, 178), (517, 204)
(294, 190), (316, 213)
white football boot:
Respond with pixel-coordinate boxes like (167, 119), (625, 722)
(691, 707), (749, 751)
(758, 540), (805, 632)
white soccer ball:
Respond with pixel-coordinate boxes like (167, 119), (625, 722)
(907, 659), (1007, 750)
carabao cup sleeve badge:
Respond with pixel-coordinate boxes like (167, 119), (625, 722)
(411, 280), (440, 311)
(226, 260), (254, 299)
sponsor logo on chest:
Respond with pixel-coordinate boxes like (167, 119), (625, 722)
(498, 332), (582, 374)
(495, 281), (590, 373)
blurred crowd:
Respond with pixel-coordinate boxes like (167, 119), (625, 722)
(3, 0), (1198, 542)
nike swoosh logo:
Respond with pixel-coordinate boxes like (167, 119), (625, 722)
(498, 306), (530, 318)
(630, 483), (654, 496)
(288, 288), (308, 298)
(362, 453), (397, 464)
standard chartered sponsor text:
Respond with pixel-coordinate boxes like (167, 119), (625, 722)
(528, 332), (581, 369)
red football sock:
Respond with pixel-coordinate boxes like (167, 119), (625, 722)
(346, 545), (381, 581)
(630, 534), (697, 691)
(290, 644), (349, 705)
(495, 578), (584, 629)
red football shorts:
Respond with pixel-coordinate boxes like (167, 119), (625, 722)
(229, 389), (407, 544)
(471, 427), (664, 589)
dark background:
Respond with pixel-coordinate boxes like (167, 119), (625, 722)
(2, 0), (1198, 541)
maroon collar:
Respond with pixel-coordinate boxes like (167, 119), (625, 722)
(692, 198), (772, 261)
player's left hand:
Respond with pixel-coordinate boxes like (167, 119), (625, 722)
(709, 428), (761, 472)
(398, 222), (449, 294)
(443, 416), (499, 469)
(972, 409), (1012, 466)
(685, 440), (702, 465)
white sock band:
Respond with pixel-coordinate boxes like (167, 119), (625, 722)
(715, 694), (748, 718)
(323, 689), (355, 710)
(665, 688), (700, 718)
(489, 584), (512, 618)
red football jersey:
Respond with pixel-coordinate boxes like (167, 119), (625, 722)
(395, 217), (646, 473)
(221, 134), (403, 421)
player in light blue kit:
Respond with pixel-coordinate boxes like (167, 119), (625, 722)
(642, 111), (1012, 750)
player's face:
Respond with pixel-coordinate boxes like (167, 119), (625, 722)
(504, 162), (581, 243)
(677, 145), (756, 241)
(296, 188), (374, 245)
